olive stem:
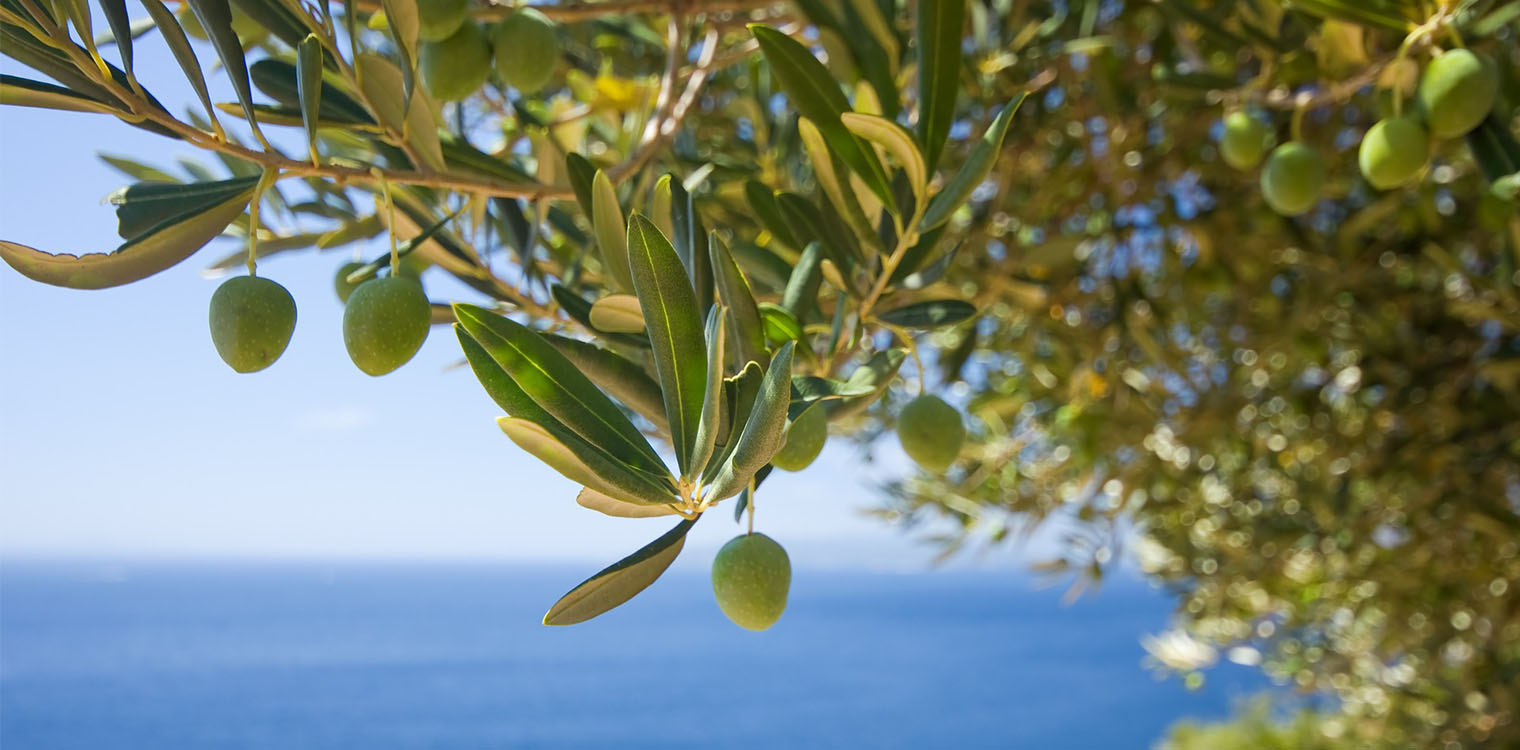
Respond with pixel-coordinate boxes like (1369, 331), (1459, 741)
(371, 167), (399, 276)
(1289, 94), (1308, 143)
(246, 168), (279, 277)
(746, 481), (756, 535)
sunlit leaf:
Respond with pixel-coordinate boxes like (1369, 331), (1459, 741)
(917, 0), (966, 171)
(589, 293), (645, 333)
(920, 94), (1024, 230)
(628, 214), (707, 477)
(542, 519), (695, 625)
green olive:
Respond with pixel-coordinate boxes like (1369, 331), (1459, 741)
(208, 276), (296, 373)
(416, 0), (470, 43)
(896, 394), (965, 473)
(492, 9), (561, 94)
(1259, 142), (1324, 217)
(333, 261), (365, 304)
(342, 275), (431, 376)
(1358, 116), (1429, 190)
(771, 404), (827, 472)
(1220, 112), (1274, 171)
(1417, 49), (1498, 140)
(420, 22), (494, 102)
(711, 533), (790, 631)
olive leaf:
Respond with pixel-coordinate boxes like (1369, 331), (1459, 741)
(592, 169), (633, 292)
(249, 58), (374, 126)
(232, 0), (314, 48)
(542, 519), (696, 626)
(798, 117), (876, 240)
(669, 178), (713, 318)
(138, 0), (221, 132)
(354, 53), (444, 172)
(703, 341), (795, 501)
(709, 234), (767, 369)
(453, 303), (673, 482)
(0, 75), (118, 114)
(743, 180), (800, 251)
(877, 299), (977, 329)
(98, 0), (134, 79)
(758, 302), (803, 344)
(688, 306), (728, 480)
(1, 178), (256, 289)
(750, 24), (894, 209)
(650, 174), (676, 243)
(917, 0), (966, 171)
(705, 360), (764, 484)
(628, 214), (708, 478)
(186, 0), (265, 143)
(565, 152), (597, 216)
(296, 34), (323, 164)
(549, 283), (650, 350)
(920, 94), (1025, 230)
(781, 243), (825, 321)
(831, 348), (907, 418)
(588, 293), (645, 333)
(379, 0), (420, 107)
(841, 113), (928, 207)
(542, 333), (668, 431)
(576, 488), (678, 518)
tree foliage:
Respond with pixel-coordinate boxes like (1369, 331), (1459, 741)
(3, 0), (1519, 746)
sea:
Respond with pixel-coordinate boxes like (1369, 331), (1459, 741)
(0, 561), (1264, 749)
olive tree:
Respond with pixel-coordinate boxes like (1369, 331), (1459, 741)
(2, 0), (1517, 746)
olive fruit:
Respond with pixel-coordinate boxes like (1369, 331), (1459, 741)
(771, 405), (827, 472)
(896, 394), (965, 473)
(1358, 116), (1429, 190)
(333, 261), (365, 303)
(1220, 112), (1274, 170)
(1259, 142), (1324, 216)
(342, 275), (431, 376)
(416, 0), (470, 43)
(492, 9), (561, 94)
(1416, 49), (1498, 140)
(711, 533), (791, 631)
(208, 276), (296, 373)
(420, 22), (493, 102)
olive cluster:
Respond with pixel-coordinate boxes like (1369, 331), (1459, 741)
(1221, 49), (1499, 216)
(206, 264), (431, 377)
(415, 0), (563, 101)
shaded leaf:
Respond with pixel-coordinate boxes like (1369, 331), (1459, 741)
(704, 342), (795, 501)
(689, 306), (728, 480)
(186, 0), (264, 142)
(542, 519), (695, 626)
(495, 417), (674, 507)
(296, 34), (323, 164)
(354, 53), (444, 171)
(542, 333), (667, 430)
(842, 112), (928, 206)
(709, 234), (767, 369)
(758, 302), (803, 343)
(669, 178), (713, 317)
(0, 74), (118, 114)
(917, 0), (965, 171)
(98, 0), (133, 78)
(565, 152), (596, 216)
(113, 176), (261, 241)
(877, 299), (977, 329)
(140, 0), (222, 131)
(781, 242), (825, 321)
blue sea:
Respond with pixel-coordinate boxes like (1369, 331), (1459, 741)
(0, 561), (1262, 748)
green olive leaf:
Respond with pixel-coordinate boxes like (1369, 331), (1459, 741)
(757, 302), (804, 344)
(98, 0), (134, 78)
(2, 178), (256, 289)
(916, 0), (967, 172)
(703, 341), (794, 502)
(743, 180), (800, 251)
(688, 305), (728, 481)
(592, 169), (633, 292)
(781, 242), (825, 321)
(296, 34), (323, 164)
(708, 233), (767, 370)
(841, 112), (928, 207)
(186, 0), (266, 144)
(138, 0), (221, 132)
(354, 53), (444, 172)
(453, 303), (673, 482)
(0, 75), (119, 114)
(542, 333), (668, 431)
(496, 417), (675, 507)
(565, 152), (597, 217)
(669, 179), (713, 318)
(920, 94), (1025, 231)
(542, 519), (695, 626)
(627, 214), (708, 478)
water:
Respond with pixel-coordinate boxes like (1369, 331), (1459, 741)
(1, 561), (1262, 748)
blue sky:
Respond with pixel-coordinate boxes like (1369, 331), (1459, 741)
(0, 25), (1061, 570)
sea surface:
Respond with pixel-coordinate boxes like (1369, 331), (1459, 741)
(0, 561), (1262, 749)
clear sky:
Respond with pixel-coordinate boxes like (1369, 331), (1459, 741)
(0, 24), (1057, 570)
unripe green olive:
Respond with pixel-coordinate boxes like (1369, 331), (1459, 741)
(1259, 142), (1324, 217)
(1417, 49), (1498, 140)
(1358, 116), (1429, 190)
(492, 9), (561, 94)
(342, 275), (431, 376)
(333, 261), (365, 303)
(771, 405), (827, 472)
(896, 394), (965, 473)
(208, 276), (296, 373)
(420, 22), (494, 102)
(416, 0), (470, 42)
(1219, 112), (1274, 170)
(711, 533), (791, 631)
